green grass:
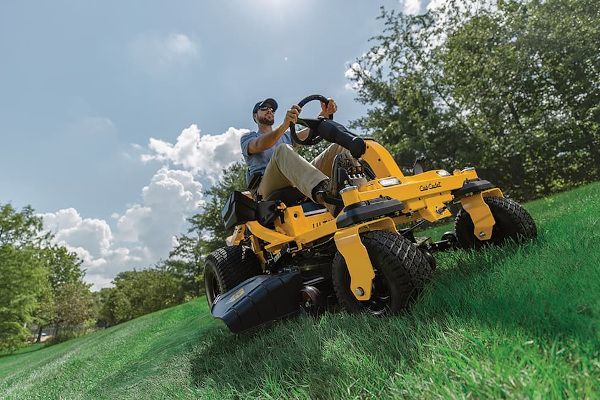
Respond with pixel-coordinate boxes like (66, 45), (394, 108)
(1, 183), (599, 399)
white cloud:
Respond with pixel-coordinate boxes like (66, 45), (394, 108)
(402, 0), (423, 15)
(115, 205), (152, 243)
(41, 208), (113, 258)
(114, 167), (204, 258)
(141, 124), (247, 181)
(41, 123), (247, 290)
(426, 0), (445, 11)
(130, 33), (199, 76)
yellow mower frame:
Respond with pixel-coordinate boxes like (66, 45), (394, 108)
(227, 138), (503, 301)
(209, 95), (536, 334)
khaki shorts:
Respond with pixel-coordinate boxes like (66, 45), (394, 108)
(258, 143), (349, 202)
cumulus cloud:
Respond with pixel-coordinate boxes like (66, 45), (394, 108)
(141, 124), (247, 180)
(130, 32), (199, 75)
(42, 208), (113, 259)
(426, 0), (445, 10)
(402, 0), (423, 15)
(41, 123), (248, 290)
(42, 162), (205, 290)
(114, 167), (204, 258)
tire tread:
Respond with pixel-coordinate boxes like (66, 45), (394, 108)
(332, 231), (433, 314)
(455, 196), (537, 248)
(204, 246), (261, 298)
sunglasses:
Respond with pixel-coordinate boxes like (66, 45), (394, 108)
(258, 105), (274, 112)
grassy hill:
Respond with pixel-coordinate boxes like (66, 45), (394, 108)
(1, 183), (599, 399)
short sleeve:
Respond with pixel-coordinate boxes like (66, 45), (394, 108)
(240, 131), (260, 157)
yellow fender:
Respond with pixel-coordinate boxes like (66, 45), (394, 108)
(333, 217), (397, 300)
(459, 188), (503, 240)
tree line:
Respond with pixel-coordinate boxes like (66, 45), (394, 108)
(347, 0), (598, 200)
(0, 203), (203, 352)
(0, 204), (94, 351)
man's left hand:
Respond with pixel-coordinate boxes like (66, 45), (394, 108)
(320, 98), (337, 117)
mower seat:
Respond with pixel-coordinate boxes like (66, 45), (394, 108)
(264, 186), (307, 206)
(265, 187), (328, 215)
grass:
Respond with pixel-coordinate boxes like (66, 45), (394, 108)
(1, 182), (599, 399)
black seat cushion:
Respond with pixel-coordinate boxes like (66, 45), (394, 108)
(265, 186), (307, 206)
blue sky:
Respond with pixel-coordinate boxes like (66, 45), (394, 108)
(1, 0), (430, 288)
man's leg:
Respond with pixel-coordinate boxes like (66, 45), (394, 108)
(258, 144), (327, 201)
(311, 144), (350, 177)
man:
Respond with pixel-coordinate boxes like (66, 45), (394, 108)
(240, 97), (349, 210)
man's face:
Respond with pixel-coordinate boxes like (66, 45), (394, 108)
(255, 105), (274, 125)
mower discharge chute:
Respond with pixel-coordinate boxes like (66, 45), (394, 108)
(205, 94), (537, 333)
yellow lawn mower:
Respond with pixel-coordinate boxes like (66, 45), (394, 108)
(204, 94), (537, 333)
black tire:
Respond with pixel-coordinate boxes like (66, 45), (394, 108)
(455, 196), (537, 249)
(331, 231), (433, 315)
(204, 245), (261, 307)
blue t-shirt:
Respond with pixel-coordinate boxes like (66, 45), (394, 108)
(240, 130), (293, 185)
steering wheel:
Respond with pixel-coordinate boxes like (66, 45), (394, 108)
(289, 94), (334, 146)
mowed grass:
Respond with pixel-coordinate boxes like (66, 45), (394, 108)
(1, 183), (599, 399)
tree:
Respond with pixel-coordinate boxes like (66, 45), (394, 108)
(162, 234), (204, 298)
(0, 204), (50, 351)
(0, 204), (50, 246)
(188, 162), (247, 254)
(0, 203), (95, 348)
(96, 287), (130, 327)
(52, 280), (95, 339)
(31, 283), (55, 343)
(98, 268), (186, 325)
(348, 0), (599, 200)
(32, 245), (88, 341)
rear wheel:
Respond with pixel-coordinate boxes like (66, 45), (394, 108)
(204, 245), (261, 307)
(455, 196), (537, 249)
(331, 231), (433, 315)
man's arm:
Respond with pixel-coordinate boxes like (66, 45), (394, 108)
(248, 105), (300, 154)
(248, 122), (290, 154)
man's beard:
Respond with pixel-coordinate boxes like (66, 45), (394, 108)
(257, 115), (274, 125)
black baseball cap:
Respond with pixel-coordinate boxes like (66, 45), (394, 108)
(252, 98), (278, 115)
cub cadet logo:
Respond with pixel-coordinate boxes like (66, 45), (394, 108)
(419, 181), (442, 192)
(226, 287), (245, 304)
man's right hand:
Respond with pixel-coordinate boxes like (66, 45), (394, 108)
(284, 105), (301, 127)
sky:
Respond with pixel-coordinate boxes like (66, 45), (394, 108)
(0, 0), (434, 290)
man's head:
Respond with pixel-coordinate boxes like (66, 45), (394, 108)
(252, 98), (278, 125)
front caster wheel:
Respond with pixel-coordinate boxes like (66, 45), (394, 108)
(455, 196), (537, 249)
(331, 231), (433, 315)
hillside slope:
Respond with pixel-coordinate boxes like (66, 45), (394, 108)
(1, 183), (599, 399)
